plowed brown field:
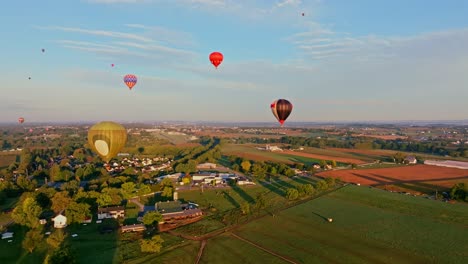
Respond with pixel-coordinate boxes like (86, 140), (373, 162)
(317, 164), (468, 193)
(281, 150), (367, 165)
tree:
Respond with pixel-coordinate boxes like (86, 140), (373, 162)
(393, 152), (406, 164)
(66, 201), (91, 224)
(324, 177), (336, 187)
(251, 162), (267, 179)
(137, 147), (145, 154)
(97, 193), (113, 207)
(331, 160), (337, 168)
(23, 229), (44, 253)
(47, 229), (67, 249)
(51, 191), (72, 213)
(232, 164), (240, 172)
(142, 211), (163, 226)
(298, 184), (314, 196)
(45, 245), (75, 264)
(319, 160), (328, 169)
(240, 160), (251, 173)
(255, 192), (266, 210)
(121, 182), (136, 199)
(140, 235), (164, 253)
(11, 197), (42, 228)
(49, 164), (62, 182)
(162, 186), (173, 200)
(286, 188), (299, 200)
(316, 180), (329, 191)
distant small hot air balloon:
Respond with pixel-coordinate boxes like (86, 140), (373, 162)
(28, 77), (31, 80)
(41, 48), (45, 53)
(18, 117), (25, 124)
(29, 129), (33, 133)
(270, 99), (293, 127)
(302, 12), (305, 16)
(111, 64), (114, 67)
(123, 74), (137, 90)
(209, 52), (223, 69)
(88, 121), (128, 163)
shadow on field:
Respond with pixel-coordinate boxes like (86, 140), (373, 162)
(259, 180), (286, 197)
(231, 186), (255, 203)
(222, 190), (240, 208)
(370, 173), (466, 193)
(291, 176), (316, 185)
(311, 211), (330, 222)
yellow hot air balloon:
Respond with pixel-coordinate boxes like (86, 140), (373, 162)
(87, 121), (127, 163)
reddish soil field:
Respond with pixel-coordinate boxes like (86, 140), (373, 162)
(352, 134), (408, 140)
(176, 143), (201, 147)
(228, 151), (294, 164)
(281, 150), (367, 165)
(317, 164), (468, 193)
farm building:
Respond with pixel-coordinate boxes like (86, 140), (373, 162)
(155, 201), (203, 223)
(196, 162), (217, 169)
(98, 206), (125, 220)
(52, 213), (67, 229)
(121, 224), (146, 233)
(405, 156), (417, 164)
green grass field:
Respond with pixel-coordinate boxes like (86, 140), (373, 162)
(228, 185), (468, 264)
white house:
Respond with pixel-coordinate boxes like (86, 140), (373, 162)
(52, 213), (67, 229)
(1, 232), (14, 239)
(98, 206), (125, 220)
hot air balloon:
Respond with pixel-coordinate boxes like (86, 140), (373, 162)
(270, 99), (293, 126)
(18, 117), (25, 124)
(41, 48), (45, 53)
(209, 52), (223, 69)
(302, 12), (305, 16)
(87, 121), (127, 163)
(123, 74), (137, 90)
(111, 64), (114, 67)
(28, 77), (31, 80)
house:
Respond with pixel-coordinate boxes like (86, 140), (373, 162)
(265, 145), (283, 152)
(52, 213), (67, 229)
(121, 224), (146, 233)
(39, 219), (47, 225)
(97, 206), (125, 220)
(81, 216), (92, 224)
(196, 163), (217, 169)
(405, 156), (417, 164)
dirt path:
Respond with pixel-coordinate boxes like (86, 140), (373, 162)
(194, 240), (206, 264)
(231, 233), (298, 264)
(282, 150), (367, 165)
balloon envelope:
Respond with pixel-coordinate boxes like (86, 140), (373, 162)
(88, 121), (127, 163)
(123, 74), (137, 90)
(270, 99), (293, 126)
(18, 117), (24, 124)
(209, 52), (223, 68)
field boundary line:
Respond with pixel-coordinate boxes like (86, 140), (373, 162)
(230, 233), (298, 264)
(194, 240), (206, 264)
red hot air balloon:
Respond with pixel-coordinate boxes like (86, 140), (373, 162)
(123, 74), (137, 90)
(111, 64), (114, 67)
(18, 117), (25, 124)
(209, 52), (223, 69)
(270, 99), (293, 126)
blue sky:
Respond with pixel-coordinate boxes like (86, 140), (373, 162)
(1, 0), (468, 123)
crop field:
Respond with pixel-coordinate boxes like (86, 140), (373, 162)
(0, 153), (17, 168)
(328, 147), (468, 162)
(220, 185), (468, 264)
(316, 164), (468, 193)
(222, 144), (348, 165)
(281, 150), (367, 165)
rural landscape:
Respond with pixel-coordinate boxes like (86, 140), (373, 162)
(1, 122), (467, 264)
(2, 0), (468, 263)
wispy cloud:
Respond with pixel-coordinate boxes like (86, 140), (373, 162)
(288, 23), (468, 62)
(36, 24), (200, 67)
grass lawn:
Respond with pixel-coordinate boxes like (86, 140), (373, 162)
(232, 185), (468, 264)
(0, 153), (16, 168)
(200, 234), (290, 264)
(0, 225), (48, 264)
(124, 240), (200, 264)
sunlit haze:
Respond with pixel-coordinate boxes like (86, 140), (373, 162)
(1, 0), (468, 123)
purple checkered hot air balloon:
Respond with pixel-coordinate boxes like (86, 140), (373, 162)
(123, 74), (137, 90)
